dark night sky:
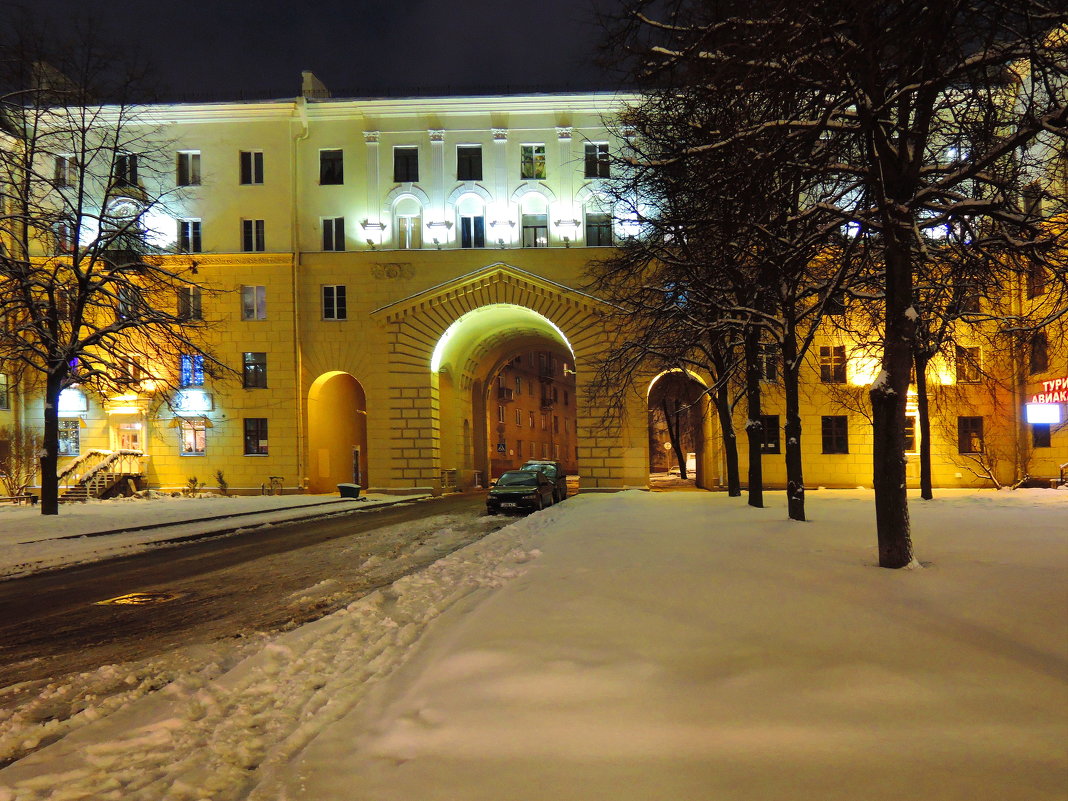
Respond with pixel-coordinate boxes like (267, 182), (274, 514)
(30, 0), (617, 100)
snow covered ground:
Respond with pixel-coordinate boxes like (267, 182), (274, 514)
(0, 492), (429, 579)
(0, 488), (1065, 800)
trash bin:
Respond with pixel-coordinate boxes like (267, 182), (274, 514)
(338, 483), (361, 499)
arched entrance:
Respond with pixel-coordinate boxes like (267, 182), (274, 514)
(307, 371), (368, 493)
(648, 370), (715, 490)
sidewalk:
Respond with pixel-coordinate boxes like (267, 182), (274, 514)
(0, 491), (432, 580)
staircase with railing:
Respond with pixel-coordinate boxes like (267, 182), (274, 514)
(58, 450), (147, 502)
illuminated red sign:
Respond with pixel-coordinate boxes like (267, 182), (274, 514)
(1030, 376), (1068, 404)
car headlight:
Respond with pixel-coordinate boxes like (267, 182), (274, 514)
(525, 493), (538, 500)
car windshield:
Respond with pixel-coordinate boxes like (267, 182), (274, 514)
(521, 463), (556, 477)
(496, 473), (538, 487)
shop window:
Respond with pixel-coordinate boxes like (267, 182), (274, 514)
(1032, 423), (1051, 449)
(584, 143), (610, 179)
(322, 285), (347, 320)
(957, 416), (984, 454)
(393, 147), (419, 182)
(179, 354), (204, 388)
(319, 149), (343, 185)
(241, 285), (266, 320)
(759, 414), (780, 454)
(177, 286), (202, 321)
(58, 419), (80, 456)
(176, 151), (201, 186)
(457, 145), (482, 180)
(955, 345), (981, 383)
(819, 345), (847, 384)
(322, 216), (345, 251)
(520, 144), (546, 180)
(243, 352), (267, 388)
(240, 150), (264, 185)
(821, 415), (848, 454)
(243, 418), (269, 455)
(179, 418), (206, 455)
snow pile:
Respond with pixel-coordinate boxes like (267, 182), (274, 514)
(1, 489), (1066, 801)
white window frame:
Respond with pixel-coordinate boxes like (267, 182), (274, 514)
(240, 150), (264, 185)
(322, 216), (345, 251)
(322, 285), (347, 320)
(241, 285), (267, 320)
(178, 218), (202, 253)
(241, 219), (265, 252)
(179, 418), (207, 456)
(177, 151), (201, 186)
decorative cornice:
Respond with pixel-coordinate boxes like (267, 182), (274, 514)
(150, 253), (293, 268)
(372, 262), (415, 280)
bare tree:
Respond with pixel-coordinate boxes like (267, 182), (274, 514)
(0, 423), (39, 496)
(0, 17), (227, 514)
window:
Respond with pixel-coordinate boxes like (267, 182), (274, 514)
(241, 285), (267, 320)
(117, 286), (140, 320)
(497, 405), (505, 423)
(517, 439), (523, 456)
(1027, 264), (1047, 299)
(522, 212), (548, 248)
(176, 151), (201, 186)
(322, 285), (347, 320)
(56, 288), (73, 321)
(542, 442), (550, 458)
(244, 418), (269, 455)
(394, 196), (422, 249)
(457, 145), (482, 180)
(1029, 332), (1048, 375)
(460, 214), (485, 248)
(759, 345), (779, 382)
(58, 419), (80, 456)
(529, 441), (535, 458)
(178, 219), (201, 253)
(243, 352), (267, 388)
(825, 290), (846, 316)
(954, 283), (980, 314)
(1032, 423), (1051, 449)
(585, 212), (612, 246)
(584, 143), (610, 178)
(319, 149), (343, 184)
(177, 286), (202, 320)
(393, 147), (419, 182)
(821, 415), (849, 454)
(0, 374), (8, 410)
(54, 155), (76, 187)
(819, 345), (847, 384)
(904, 416), (917, 453)
(515, 408), (522, 426)
(53, 219), (74, 255)
(553, 416), (560, 433)
(179, 418), (206, 455)
(322, 216), (345, 251)
(564, 390), (569, 405)
(529, 411), (535, 428)
(520, 144), (546, 180)
(242, 219), (265, 252)
(240, 150), (264, 185)
(115, 153), (138, 186)
(179, 354), (204, 388)
(541, 414), (548, 430)
(957, 416), (984, 454)
(515, 376), (522, 394)
(759, 415), (780, 454)
(955, 345), (981, 383)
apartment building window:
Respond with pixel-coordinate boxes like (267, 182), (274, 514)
(243, 352), (268, 388)
(1032, 423), (1051, 449)
(759, 414), (780, 454)
(177, 286), (202, 321)
(117, 286), (139, 321)
(517, 439), (523, 456)
(58, 419), (80, 456)
(244, 418), (269, 455)
(904, 416), (918, 453)
(393, 147), (419, 182)
(52, 219), (74, 255)
(584, 143), (610, 178)
(522, 212), (548, 248)
(497, 405), (505, 423)
(529, 411), (535, 428)
(319, 149), (343, 184)
(759, 344), (780, 382)
(821, 415), (849, 454)
(240, 150), (264, 184)
(825, 290), (847, 316)
(520, 144), (546, 180)
(515, 408), (522, 426)
(179, 419), (207, 455)
(54, 155), (76, 187)
(457, 145), (482, 180)
(322, 216), (345, 251)
(585, 212), (612, 246)
(542, 442), (550, 458)
(529, 441), (536, 458)
(553, 416), (560, 433)
(241, 285), (267, 320)
(178, 219), (202, 253)
(955, 345), (981, 383)
(179, 354), (204, 388)
(957, 416), (984, 454)
(515, 376), (522, 395)
(460, 214), (485, 248)
(1027, 264), (1047, 299)
(0, 374), (8, 410)
(115, 153), (138, 186)
(176, 151), (201, 186)
(322, 284), (347, 320)
(953, 282), (980, 314)
(819, 345), (847, 384)
(1029, 331), (1048, 374)
(241, 219), (265, 252)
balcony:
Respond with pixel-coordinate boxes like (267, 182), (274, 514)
(497, 387), (514, 402)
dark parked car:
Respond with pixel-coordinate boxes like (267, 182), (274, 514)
(486, 470), (555, 515)
(520, 460), (568, 502)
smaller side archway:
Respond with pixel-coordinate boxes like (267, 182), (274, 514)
(307, 371), (368, 494)
(647, 370), (715, 489)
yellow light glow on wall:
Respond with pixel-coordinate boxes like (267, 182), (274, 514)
(849, 354), (882, 386)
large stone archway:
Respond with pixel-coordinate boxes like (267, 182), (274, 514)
(647, 369), (717, 490)
(369, 262), (647, 493)
(307, 371), (368, 494)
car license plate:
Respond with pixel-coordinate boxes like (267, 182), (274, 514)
(500, 502), (517, 508)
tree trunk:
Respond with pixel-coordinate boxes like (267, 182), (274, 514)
(782, 330), (805, 521)
(40, 371), (62, 515)
(661, 397), (687, 480)
(915, 351), (933, 500)
(744, 328), (764, 508)
(714, 382), (741, 496)
(870, 226), (916, 568)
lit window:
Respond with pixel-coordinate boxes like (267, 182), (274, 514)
(241, 219), (265, 252)
(177, 286), (202, 320)
(176, 151), (201, 186)
(178, 219), (201, 253)
(394, 196), (422, 249)
(322, 285), (347, 320)
(521, 212), (548, 248)
(243, 352), (267, 389)
(180, 418), (206, 455)
(457, 145), (482, 180)
(819, 345), (847, 384)
(520, 144), (546, 180)
(957, 416), (984, 454)
(241, 285), (267, 320)
(58, 419), (80, 456)
(319, 149), (343, 185)
(322, 216), (345, 251)
(955, 345), (981, 383)
(179, 354), (204, 388)
(821, 415), (848, 454)
(584, 143), (609, 178)
(393, 147), (419, 182)
(585, 212), (612, 246)
(243, 418), (269, 455)
(240, 150), (264, 184)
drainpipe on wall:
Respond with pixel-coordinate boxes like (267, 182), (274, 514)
(292, 97), (310, 491)
(1011, 268), (1024, 484)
